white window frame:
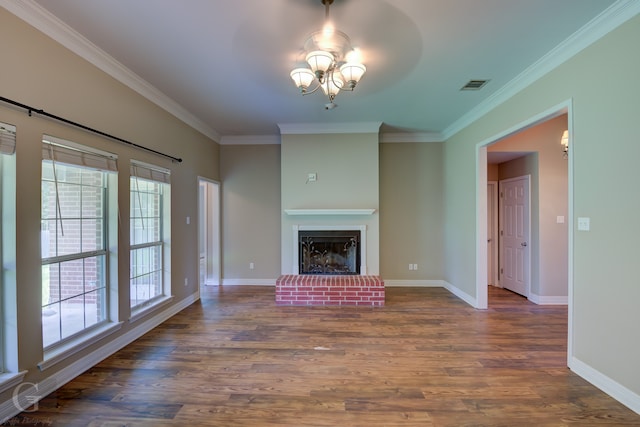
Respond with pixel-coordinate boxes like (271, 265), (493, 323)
(129, 160), (171, 320)
(0, 122), (24, 390)
(40, 135), (120, 360)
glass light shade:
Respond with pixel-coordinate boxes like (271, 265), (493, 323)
(340, 62), (366, 87)
(561, 130), (569, 149)
(290, 68), (316, 92)
(305, 30), (351, 58)
(321, 72), (344, 97)
(305, 50), (334, 74)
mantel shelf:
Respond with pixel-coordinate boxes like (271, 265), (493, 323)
(285, 209), (376, 216)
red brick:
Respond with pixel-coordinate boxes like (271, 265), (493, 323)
(275, 275), (385, 306)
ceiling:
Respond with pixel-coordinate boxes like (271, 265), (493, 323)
(21, 0), (620, 142)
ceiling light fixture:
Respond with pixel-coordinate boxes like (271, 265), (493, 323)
(289, 0), (366, 110)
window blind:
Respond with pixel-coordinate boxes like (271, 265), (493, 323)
(42, 135), (117, 172)
(0, 123), (17, 155)
(130, 160), (170, 184)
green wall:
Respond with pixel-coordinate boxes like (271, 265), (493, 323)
(379, 142), (444, 281)
(444, 14), (640, 399)
(220, 144), (281, 281)
(219, 140), (446, 283)
(280, 132), (380, 275)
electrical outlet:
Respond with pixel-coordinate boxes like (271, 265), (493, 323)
(186, 216), (190, 225)
(249, 262), (254, 270)
(408, 264), (413, 271)
(307, 173), (317, 182)
(413, 264), (418, 270)
(184, 277), (188, 286)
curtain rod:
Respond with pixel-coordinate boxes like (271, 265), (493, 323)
(0, 96), (182, 163)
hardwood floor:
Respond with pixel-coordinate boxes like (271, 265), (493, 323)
(8, 286), (640, 426)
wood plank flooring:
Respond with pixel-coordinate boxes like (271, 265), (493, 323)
(8, 286), (640, 426)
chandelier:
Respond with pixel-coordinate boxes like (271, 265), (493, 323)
(289, 0), (367, 110)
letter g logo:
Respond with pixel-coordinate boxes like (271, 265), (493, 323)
(12, 382), (40, 412)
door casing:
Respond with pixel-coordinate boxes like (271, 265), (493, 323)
(198, 177), (221, 287)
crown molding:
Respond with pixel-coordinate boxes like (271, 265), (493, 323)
(219, 135), (281, 145)
(278, 122), (382, 135)
(380, 132), (443, 143)
(218, 131), (443, 145)
(1, 0), (221, 143)
(285, 209), (376, 216)
(441, 0), (640, 141)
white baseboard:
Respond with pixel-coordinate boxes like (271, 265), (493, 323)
(442, 281), (477, 307)
(382, 279), (482, 309)
(0, 291), (200, 423)
(221, 279), (276, 286)
(221, 278), (452, 288)
(570, 356), (640, 415)
(528, 293), (568, 305)
(383, 279), (445, 287)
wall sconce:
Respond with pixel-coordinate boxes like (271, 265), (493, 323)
(560, 130), (569, 159)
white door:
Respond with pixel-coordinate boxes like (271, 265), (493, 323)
(499, 176), (530, 297)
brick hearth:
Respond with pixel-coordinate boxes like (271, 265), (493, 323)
(275, 275), (385, 306)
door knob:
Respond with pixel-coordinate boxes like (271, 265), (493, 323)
(521, 242), (527, 247)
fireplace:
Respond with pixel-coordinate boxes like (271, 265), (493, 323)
(291, 224), (368, 275)
(299, 230), (360, 275)
(279, 222), (383, 306)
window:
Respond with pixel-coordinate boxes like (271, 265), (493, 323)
(0, 123), (17, 374)
(41, 136), (117, 349)
(130, 161), (171, 312)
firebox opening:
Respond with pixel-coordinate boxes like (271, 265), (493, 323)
(299, 230), (361, 275)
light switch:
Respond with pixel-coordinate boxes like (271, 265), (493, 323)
(556, 216), (565, 224)
(577, 217), (590, 231)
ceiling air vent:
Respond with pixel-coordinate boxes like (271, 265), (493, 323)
(461, 79), (490, 90)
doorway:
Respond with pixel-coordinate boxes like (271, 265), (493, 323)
(198, 178), (221, 287)
(477, 101), (572, 359)
(487, 181), (498, 287)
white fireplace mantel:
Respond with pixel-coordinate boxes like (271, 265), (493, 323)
(285, 209), (376, 216)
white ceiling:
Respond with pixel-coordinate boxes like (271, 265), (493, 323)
(17, 0), (624, 142)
